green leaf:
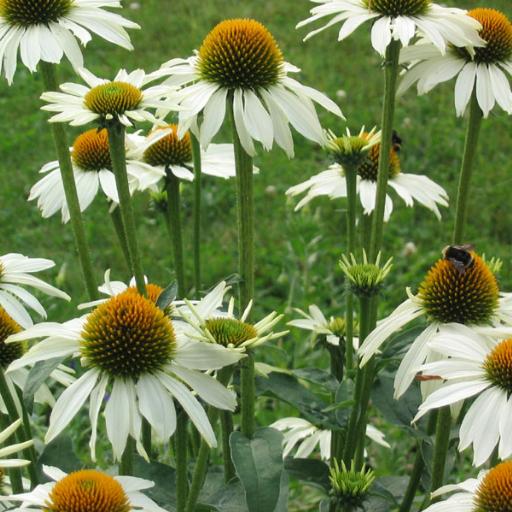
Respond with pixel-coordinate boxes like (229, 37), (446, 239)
(293, 368), (338, 394)
(335, 379), (354, 428)
(23, 357), (64, 413)
(285, 458), (330, 491)
(156, 281), (177, 309)
(38, 435), (81, 476)
(133, 455), (176, 510)
(256, 372), (337, 429)
(230, 428), (285, 512)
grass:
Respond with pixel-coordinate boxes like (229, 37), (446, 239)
(1, 0), (511, 509)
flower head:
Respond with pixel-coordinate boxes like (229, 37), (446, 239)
(7, 286), (243, 460)
(329, 460), (375, 511)
(399, 9), (512, 117)
(177, 281), (286, 352)
(340, 252), (393, 297)
(160, 18), (343, 157)
(41, 67), (178, 127)
(287, 128), (448, 220)
(1, 465), (168, 511)
(30, 128), (161, 222)
(297, 0), (484, 56)
(0, 253), (70, 328)
(424, 461), (512, 512)
(0, 0), (140, 84)
(358, 246), (512, 399)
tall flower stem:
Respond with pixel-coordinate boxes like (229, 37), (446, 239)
(429, 93), (483, 495)
(110, 206), (132, 271)
(0, 372), (38, 488)
(342, 295), (372, 464)
(220, 408), (236, 481)
(369, 39), (401, 262)
(175, 411), (189, 512)
(452, 92), (483, 244)
(39, 62), (98, 300)
(119, 437), (134, 475)
(229, 100), (255, 438)
(344, 166), (358, 371)
(107, 121), (146, 296)
(166, 171), (186, 298)
(191, 135), (202, 294)
(185, 367), (234, 511)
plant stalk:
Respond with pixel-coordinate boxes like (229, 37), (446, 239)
(119, 437), (134, 475)
(369, 40), (401, 261)
(191, 135), (202, 294)
(39, 61), (98, 300)
(175, 411), (189, 512)
(110, 206), (132, 271)
(165, 171), (186, 298)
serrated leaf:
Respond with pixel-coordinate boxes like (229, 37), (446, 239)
(230, 428), (285, 512)
(23, 357), (64, 413)
(156, 281), (177, 309)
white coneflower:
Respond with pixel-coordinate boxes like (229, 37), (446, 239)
(414, 327), (512, 466)
(0, 253), (70, 328)
(29, 128), (161, 222)
(6, 287), (244, 460)
(0, 0), (140, 84)
(177, 281), (286, 352)
(126, 124), (254, 189)
(1, 465), (168, 511)
(358, 246), (512, 399)
(41, 67), (178, 128)
(297, 0), (484, 56)
(423, 461), (512, 512)
(399, 8), (512, 117)
(272, 417), (389, 461)
(160, 19), (344, 157)
(287, 129), (448, 220)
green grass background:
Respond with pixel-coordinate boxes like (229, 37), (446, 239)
(0, 0), (511, 509)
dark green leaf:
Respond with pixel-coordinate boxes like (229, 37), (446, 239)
(230, 428), (284, 512)
(285, 458), (330, 491)
(156, 281), (177, 309)
(133, 455), (176, 510)
(38, 435), (81, 476)
(335, 380), (354, 428)
(23, 357), (64, 413)
(293, 368), (339, 394)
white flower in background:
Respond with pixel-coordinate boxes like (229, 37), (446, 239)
(159, 18), (344, 157)
(423, 461), (512, 512)
(287, 130), (448, 220)
(1, 465), (169, 512)
(0, 0), (140, 84)
(6, 287), (244, 460)
(0, 253), (70, 328)
(297, 0), (484, 56)
(0, 419), (33, 469)
(359, 247), (512, 399)
(0, 306), (74, 415)
(41, 67), (178, 127)
(178, 281), (287, 352)
(399, 9), (512, 117)
(272, 417), (389, 460)
(126, 124), (257, 190)
(30, 128), (161, 222)
(414, 327), (512, 466)
(288, 304), (357, 347)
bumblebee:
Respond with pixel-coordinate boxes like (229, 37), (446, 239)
(442, 244), (474, 275)
(392, 130), (402, 153)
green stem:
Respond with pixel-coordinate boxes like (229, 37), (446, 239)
(399, 413), (437, 512)
(107, 122), (146, 296)
(360, 214), (372, 254)
(452, 92), (483, 244)
(221, 409), (236, 482)
(0, 372), (38, 488)
(343, 296), (373, 464)
(39, 62), (97, 300)
(119, 437), (134, 475)
(175, 411), (189, 512)
(15, 389), (38, 487)
(430, 407), (452, 493)
(110, 206), (132, 271)
(191, 135), (202, 294)
(369, 40), (401, 262)
(329, 341), (345, 462)
(142, 420), (152, 460)
(344, 166), (358, 371)
(0, 414), (23, 493)
(165, 171), (186, 298)
(229, 99), (255, 438)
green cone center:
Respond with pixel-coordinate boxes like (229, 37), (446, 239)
(84, 82), (142, 117)
(204, 317), (257, 347)
(0, 0), (72, 26)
